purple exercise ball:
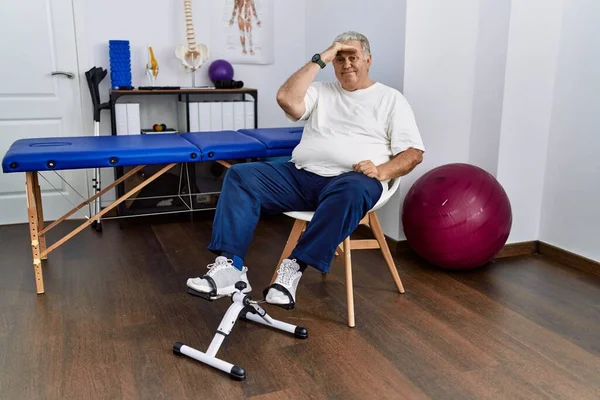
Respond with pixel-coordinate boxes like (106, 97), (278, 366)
(208, 59), (234, 83)
(402, 163), (512, 270)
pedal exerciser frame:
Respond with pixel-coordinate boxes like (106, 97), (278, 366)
(173, 281), (308, 381)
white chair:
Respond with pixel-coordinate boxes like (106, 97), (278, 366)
(271, 178), (405, 327)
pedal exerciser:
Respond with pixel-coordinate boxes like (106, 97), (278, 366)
(173, 281), (308, 381)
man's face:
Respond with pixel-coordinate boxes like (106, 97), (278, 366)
(332, 40), (371, 90)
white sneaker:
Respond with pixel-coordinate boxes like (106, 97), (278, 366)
(187, 256), (252, 298)
(265, 259), (303, 309)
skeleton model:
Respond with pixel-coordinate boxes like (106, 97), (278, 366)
(229, 0), (262, 55)
(175, 0), (209, 85)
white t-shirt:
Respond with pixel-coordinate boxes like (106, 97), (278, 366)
(286, 81), (425, 187)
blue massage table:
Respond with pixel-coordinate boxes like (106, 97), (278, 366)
(2, 127), (302, 294)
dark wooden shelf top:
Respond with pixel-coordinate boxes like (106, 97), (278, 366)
(110, 87), (257, 95)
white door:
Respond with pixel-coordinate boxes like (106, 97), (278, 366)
(0, 0), (86, 225)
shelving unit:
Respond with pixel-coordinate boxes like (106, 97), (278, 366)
(108, 87), (258, 218)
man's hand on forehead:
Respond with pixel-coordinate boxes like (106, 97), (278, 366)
(335, 42), (360, 55)
(321, 41), (360, 63)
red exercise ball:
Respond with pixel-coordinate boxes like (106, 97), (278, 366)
(402, 163), (512, 270)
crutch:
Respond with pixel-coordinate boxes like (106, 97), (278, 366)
(85, 67), (110, 232)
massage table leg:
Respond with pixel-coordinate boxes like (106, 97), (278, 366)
(31, 173), (47, 260)
(42, 163), (177, 256)
(25, 172), (44, 294)
(23, 163), (176, 293)
(216, 160), (232, 169)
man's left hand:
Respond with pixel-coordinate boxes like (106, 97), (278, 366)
(353, 160), (381, 180)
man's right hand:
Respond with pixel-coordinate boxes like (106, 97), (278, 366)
(320, 42), (359, 64)
(276, 42), (358, 121)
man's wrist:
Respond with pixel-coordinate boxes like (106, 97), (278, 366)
(320, 53), (333, 64)
(376, 164), (391, 181)
(311, 53), (326, 69)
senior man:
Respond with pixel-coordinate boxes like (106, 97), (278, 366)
(187, 31), (425, 309)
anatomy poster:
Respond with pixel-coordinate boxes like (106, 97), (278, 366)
(210, 0), (274, 65)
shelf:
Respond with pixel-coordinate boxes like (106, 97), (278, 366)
(110, 88), (257, 95)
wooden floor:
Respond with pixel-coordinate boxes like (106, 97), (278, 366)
(1, 214), (599, 400)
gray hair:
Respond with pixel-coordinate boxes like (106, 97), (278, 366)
(333, 31), (371, 57)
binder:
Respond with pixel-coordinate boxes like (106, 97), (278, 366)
(210, 102), (223, 131)
(244, 100), (255, 128)
(198, 102), (211, 131)
(177, 101), (200, 132)
(233, 101), (245, 130)
(115, 104), (129, 135)
(126, 103), (140, 134)
(222, 102), (234, 130)
(189, 103), (199, 132)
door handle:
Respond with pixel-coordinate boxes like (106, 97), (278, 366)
(51, 71), (75, 79)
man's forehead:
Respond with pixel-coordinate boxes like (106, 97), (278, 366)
(339, 39), (362, 47)
(338, 51), (361, 58)
(336, 50), (362, 59)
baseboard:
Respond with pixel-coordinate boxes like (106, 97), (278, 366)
(494, 241), (538, 258)
(394, 239), (414, 254)
(538, 241), (600, 278)
(391, 239), (539, 258)
(391, 237), (599, 277)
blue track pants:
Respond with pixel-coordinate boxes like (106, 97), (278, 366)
(208, 161), (383, 273)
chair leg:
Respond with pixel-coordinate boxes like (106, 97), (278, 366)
(369, 212), (405, 294)
(271, 219), (306, 284)
(343, 237), (355, 327)
(335, 244), (344, 258)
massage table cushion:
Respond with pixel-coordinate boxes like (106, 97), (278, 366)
(238, 127), (303, 157)
(1, 134), (200, 173)
(2, 127), (304, 173)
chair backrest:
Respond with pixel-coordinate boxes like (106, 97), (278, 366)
(370, 178), (401, 212)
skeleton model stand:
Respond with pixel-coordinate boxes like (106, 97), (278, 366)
(174, 281), (308, 380)
(175, 0), (209, 87)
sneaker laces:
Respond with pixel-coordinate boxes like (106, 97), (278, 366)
(205, 258), (233, 277)
(275, 259), (300, 286)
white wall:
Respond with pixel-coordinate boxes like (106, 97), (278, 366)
(539, 0), (600, 262)
(403, 0), (480, 171)
(496, 0), (565, 243)
(401, 0), (588, 250)
(305, 0), (408, 238)
(401, 0), (485, 239)
(468, 0), (511, 176)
